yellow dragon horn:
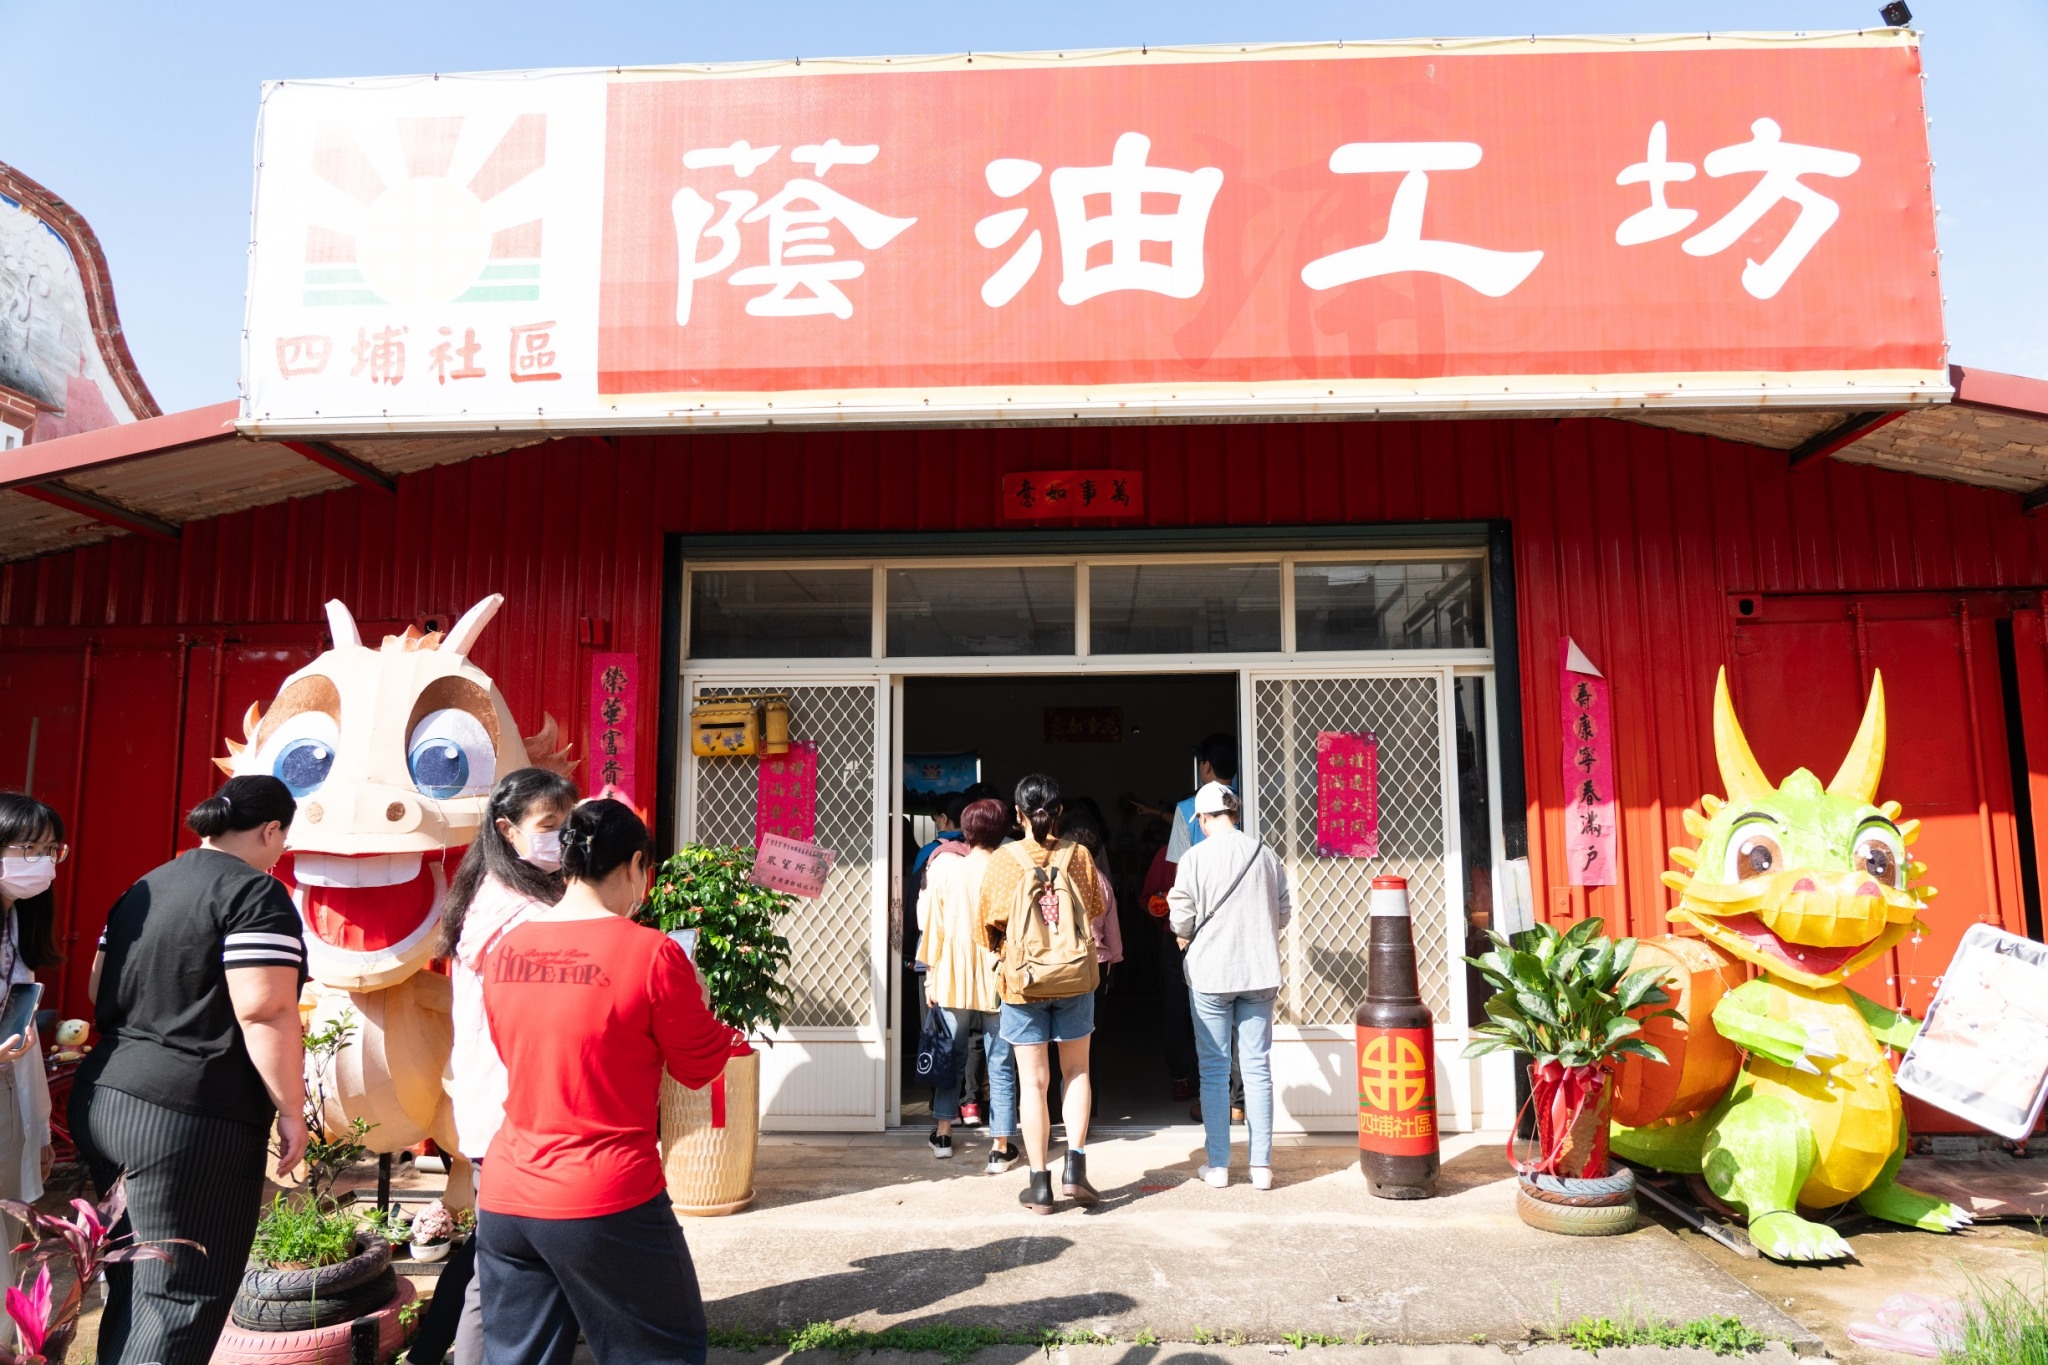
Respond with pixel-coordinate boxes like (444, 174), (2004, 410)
(1713, 667), (1772, 802)
(1828, 670), (1886, 804)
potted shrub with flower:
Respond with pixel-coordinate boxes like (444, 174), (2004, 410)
(641, 842), (794, 1216)
(0, 1174), (193, 1365)
(1462, 916), (1678, 1235)
(406, 1201), (456, 1263)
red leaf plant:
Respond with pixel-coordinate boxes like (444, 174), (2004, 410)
(0, 1175), (199, 1363)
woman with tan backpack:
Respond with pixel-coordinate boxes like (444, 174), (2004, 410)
(976, 774), (1107, 1213)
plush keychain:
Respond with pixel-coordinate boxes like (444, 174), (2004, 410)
(51, 1018), (91, 1064)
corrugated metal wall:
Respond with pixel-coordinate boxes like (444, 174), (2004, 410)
(8, 416), (2048, 1001)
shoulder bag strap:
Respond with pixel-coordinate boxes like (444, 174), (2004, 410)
(1190, 838), (1262, 943)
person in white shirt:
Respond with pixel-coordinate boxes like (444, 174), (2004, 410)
(1167, 782), (1290, 1191)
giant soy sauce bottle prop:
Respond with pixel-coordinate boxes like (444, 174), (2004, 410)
(1355, 876), (1440, 1197)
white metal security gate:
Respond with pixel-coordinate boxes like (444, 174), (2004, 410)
(1245, 667), (1467, 1127)
(680, 677), (891, 1129)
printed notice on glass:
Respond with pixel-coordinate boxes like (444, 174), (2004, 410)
(751, 832), (836, 900)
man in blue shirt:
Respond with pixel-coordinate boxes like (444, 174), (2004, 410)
(1166, 734), (1240, 862)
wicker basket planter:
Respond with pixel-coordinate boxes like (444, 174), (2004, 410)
(659, 1049), (760, 1217)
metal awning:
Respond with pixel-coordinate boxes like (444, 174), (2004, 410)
(6, 365), (2048, 565)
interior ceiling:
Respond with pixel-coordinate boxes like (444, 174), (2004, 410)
(6, 400), (2048, 566)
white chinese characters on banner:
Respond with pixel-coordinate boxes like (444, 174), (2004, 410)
(670, 140), (918, 323)
(976, 133), (1225, 308)
(1614, 118), (1861, 299)
(1301, 142), (1545, 297)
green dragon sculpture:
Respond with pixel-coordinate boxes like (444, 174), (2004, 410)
(1610, 668), (1972, 1262)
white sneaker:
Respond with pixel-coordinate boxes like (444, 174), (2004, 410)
(1250, 1167), (1273, 1191)
(1197, 1164), (1229, 1188)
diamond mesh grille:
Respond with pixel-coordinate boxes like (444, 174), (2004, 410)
(1253, 676), (1451, 1026)
(689, 683), (878, 1028)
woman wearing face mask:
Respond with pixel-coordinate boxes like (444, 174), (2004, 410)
(73, 775), (309, 1365)
(477, 799), (744, 1365)
(406, 767), (579, 1365)
(0, 793), (63, 1294)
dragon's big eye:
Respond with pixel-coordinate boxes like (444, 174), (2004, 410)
(1856, 829), (1906, 889)
(1726, 826), (1782, 882)
(407, 708), (495, 800)
(255, 710), (341, 798)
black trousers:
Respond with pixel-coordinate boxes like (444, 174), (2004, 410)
(478, 1193), (707, 1365)
(72, 1083), (270, 1365)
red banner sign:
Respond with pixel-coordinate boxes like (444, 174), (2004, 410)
(589, 652), (637, 806)
(757, 741), (819, 843)
(1001, 470), (1143, 521)
(1317, 731), (1381, 858)
(1043, 706), (1124, 743)
(245, 35), (1944, 435)
(1560, 639), (1618, 887)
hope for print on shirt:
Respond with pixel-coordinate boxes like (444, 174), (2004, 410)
(492, 945), (613, 988)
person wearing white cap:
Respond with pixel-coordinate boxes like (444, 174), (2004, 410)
(1166, 782), (1290, 1191)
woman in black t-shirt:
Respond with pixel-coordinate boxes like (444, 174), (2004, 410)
(72, 776), (310, 1365)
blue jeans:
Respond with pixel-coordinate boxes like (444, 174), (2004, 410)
(936, 1006), (1018, 1138)
(1190, 988), (1276, 1168)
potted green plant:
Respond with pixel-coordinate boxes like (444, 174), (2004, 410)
(1462, 916), (1677, 1235)
(641, 843), (795, 1216)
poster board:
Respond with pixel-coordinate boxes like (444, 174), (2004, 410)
(1895, 925), (2048, 1139)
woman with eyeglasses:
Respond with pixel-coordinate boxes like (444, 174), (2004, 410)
(0, 792), (63, 1295)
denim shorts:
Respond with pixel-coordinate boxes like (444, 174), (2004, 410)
(1000, 991), (1096, 1045)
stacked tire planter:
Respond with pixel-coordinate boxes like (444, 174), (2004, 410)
(1515, 1165), (1638, 1236)
(212, 1231), (414, 1365)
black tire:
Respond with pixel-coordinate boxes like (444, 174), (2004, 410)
(1516, 1187), (1638, 1236)
(240, 1232), (390, 1302)
(231, 1265), (399, 1332)
(1519, 1172), (1637, 1209)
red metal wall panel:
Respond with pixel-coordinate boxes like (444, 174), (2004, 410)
(8, 416), (2048, 1019)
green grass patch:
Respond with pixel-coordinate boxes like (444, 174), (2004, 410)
(1281, 1332), (1347, 1349)
(250, 1194), (358, 1270)
(1561, 1314), (1769, 1356)
(1941, 1255), (2048, 1365)
(711, 1322), (1121, 1363)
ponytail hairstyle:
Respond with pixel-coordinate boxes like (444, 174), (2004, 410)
(1013, 773), (1064, 845)
(187, 775), (297, 841)
(436, 767), (578, 957)
(560, 799), (655, 886)
(0, 792), (65, 969)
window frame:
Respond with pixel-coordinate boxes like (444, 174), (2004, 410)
(682, 546), (1491, 671)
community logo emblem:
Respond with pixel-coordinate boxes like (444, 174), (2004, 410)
(300, 114), (547, 306)
(1357, 1032), (1431, 1112)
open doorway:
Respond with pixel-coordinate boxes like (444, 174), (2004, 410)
(897, 672), (1237, 1128)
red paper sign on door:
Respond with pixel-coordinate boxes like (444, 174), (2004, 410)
(751, 831), (836, 899)
(757, 741), (818, 843)
(589, 652), (638, 806)
(1561, 638), (1618, 887)
(1316, 731), (1380, 858)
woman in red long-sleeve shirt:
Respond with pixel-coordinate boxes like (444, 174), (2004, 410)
(478, 799), (743, 1365)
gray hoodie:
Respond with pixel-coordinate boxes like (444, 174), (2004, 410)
(1166, 825), (1291, 995)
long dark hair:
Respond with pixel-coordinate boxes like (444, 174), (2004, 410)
(1014, 774), (1064, 844)
(437, 768), (578, 957)
(0, 792), (64, 970)
(1061, 799), (1108, 867)
(561, 799), (654, 885)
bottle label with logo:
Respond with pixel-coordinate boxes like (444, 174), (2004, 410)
(1356, 1024), (1438, 1155)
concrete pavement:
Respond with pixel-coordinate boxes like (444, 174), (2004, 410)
(676, 1130), (1820, 1351)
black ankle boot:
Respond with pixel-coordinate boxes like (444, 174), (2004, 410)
(1062, 1150), (1099, 1205)
(1019, 1167), (1054, 1214)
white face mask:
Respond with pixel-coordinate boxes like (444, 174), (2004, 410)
(0, 857), (56, 901)
(523, 829), (563, 872)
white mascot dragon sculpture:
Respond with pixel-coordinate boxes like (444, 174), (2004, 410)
(218, 595), (573, 1204)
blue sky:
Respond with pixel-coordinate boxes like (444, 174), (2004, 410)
(4, 0), (2042, 412)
